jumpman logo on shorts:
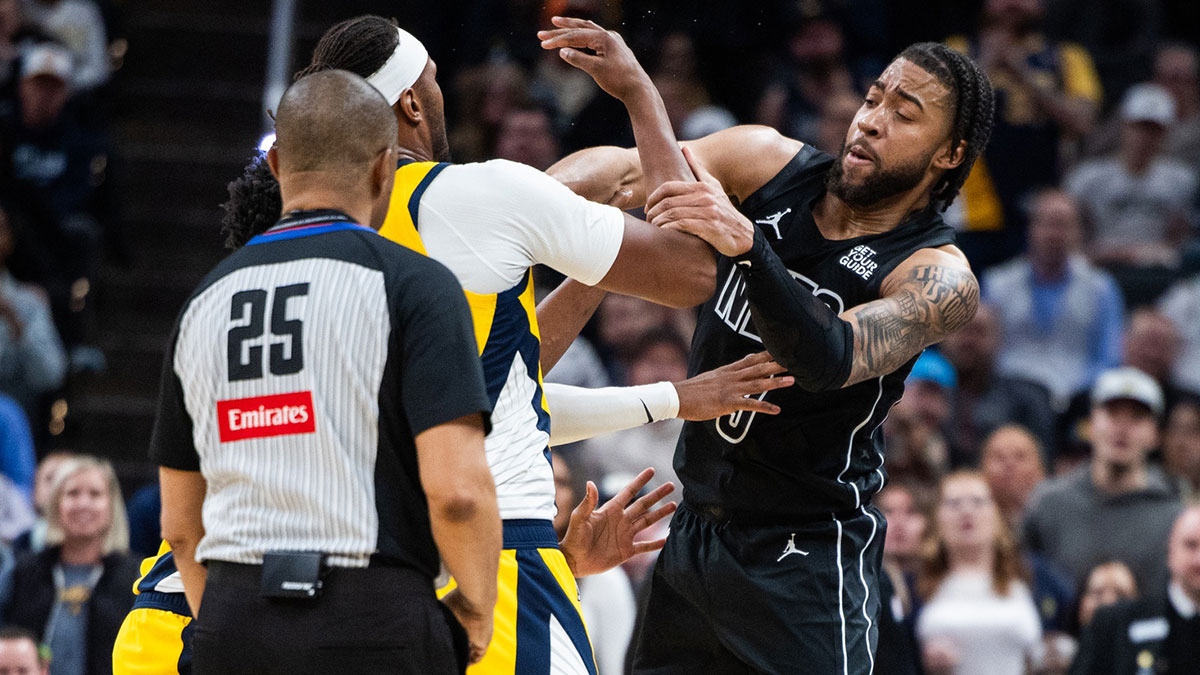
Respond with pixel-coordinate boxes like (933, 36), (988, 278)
(776, 533), (809, 562)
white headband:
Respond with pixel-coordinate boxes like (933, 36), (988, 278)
(366, 26), (429, 105)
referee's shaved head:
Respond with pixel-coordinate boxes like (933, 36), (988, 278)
(273, 69), (397, 174)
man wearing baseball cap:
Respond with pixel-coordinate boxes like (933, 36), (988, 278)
(1065, 83), (1198, 266)
(1023, 367), (1182, 593)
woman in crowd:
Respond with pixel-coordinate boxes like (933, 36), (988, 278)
(1, 455), (139, 675)
(916, 472), (1043, 675)
(1077, 560), (1138, 629)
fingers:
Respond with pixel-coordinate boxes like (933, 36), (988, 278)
(571, 480), (599, 520)
(741, 375), (794, 395)
(608, 467), (655, 510)
(648, 205), (719, 228)
(634, 500), (678, 532)
(730, 396), (783, 415)
(551, 15), (602, 29)
(739, 359), (789, 380)
(538, 28), (602, 51)
(558, 48), (604, 70)
(631, 537), (668, 555)
(683, 146), (721, 189)
(627, 481), (675, 519)
(646, 180), (709, 212)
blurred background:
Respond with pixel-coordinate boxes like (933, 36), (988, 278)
(1, 0), (1200, 673)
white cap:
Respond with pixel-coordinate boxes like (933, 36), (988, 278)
(1120, 83), (1175, 126)
(21, 44), (72, 84)
(1091, 367), (1164, 416)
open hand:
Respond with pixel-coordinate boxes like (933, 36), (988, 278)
(675, 351), (793, 420)
(560, 467), (676, 577)
(538, 16), (652, 103)
(646, 147), (755, 257)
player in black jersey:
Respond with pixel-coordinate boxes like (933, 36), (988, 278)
(554, 43), (995, 674)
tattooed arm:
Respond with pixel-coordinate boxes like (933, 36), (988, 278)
(731, 227), (977, 392)
(841, 247), (979, 386)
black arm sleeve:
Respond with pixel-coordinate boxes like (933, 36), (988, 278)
(733, 227), (854, 392)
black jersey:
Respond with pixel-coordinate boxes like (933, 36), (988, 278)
(677, 145), (957, 518)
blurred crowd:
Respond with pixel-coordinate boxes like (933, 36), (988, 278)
(3, 0), (1200, 673)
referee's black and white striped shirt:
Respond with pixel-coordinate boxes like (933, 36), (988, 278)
(149, 209), (491, 577)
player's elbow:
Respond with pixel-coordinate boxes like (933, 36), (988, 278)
(427, 474), (496, 524)
(665, 248), (717, 308)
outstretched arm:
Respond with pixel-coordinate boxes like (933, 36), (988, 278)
(548, 125), (804, 208)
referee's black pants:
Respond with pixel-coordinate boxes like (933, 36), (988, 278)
(632, 502), (886, 675)
(192, 561), (468, 675)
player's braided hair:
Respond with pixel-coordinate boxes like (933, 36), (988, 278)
(294, 15), (399, 81)
(219, 153), (281, 250)
(897, 42), (995, 212)
(220, 16), (400, 250)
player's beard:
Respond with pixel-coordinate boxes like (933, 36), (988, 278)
(430, 116), (453, 162)
(825, 142), (930, 208)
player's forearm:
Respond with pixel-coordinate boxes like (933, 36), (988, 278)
(621, 81), (691, 189)
(537, 280), (607, 374)
(545, 381), (678, 446)
(735, 228), (853, 391)
(547, 146), (645, 207)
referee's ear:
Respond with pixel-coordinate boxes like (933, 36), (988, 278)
(266, 146), (282, 181)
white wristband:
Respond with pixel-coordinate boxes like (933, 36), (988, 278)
(544, 381), (680, 447)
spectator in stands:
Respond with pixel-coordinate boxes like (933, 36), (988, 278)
(592, 294), (690, 382)
(877, 481), (929, 675)
(916, 472), (1043, 675)
(1157, 273), (1200, 394)
(1023, 367), (1181, 593)
(492, 102), (559, 171)
(1122, 310), (1184, 405)
(1071, 505), (1200, 675)
(1077, 560), (1138, 629)
(1154, 43), (1200, 170)
(883, 351), (955, 482)
(1065, 83), (1197, 268)
(941, 305), (1057, 464)
(450, 61), (533, 164)
(981, 425), (1045, 531)
(1163, 395), (1200, 502)
(984, 188), (1124, 406)
(756, 9), (856, 146)
(650, 32), (723, 139)
(0, 203), (65, 417)
(579, 329), (687, 492)
(21, 0), (108, 93)
(551, 452), (636, 675)
(0, 626), (49, 675)
(1, 455), (138, 675)
(0, 0), (22, 107)
(946, 0), (1102, 270)
(10, 450), (70, 556)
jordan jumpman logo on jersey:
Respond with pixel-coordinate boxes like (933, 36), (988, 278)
(776, 533), (809, 562)
(755, 208), (792, 240)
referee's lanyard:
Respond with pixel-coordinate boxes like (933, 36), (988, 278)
(43, 563), (104, 642)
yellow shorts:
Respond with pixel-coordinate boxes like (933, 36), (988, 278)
(112, 599), (193, 675)
(439, 519), (597, 675)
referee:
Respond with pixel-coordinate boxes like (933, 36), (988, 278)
(150, 70), (500, 674)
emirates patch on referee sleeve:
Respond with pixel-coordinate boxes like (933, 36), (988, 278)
(217, 391), (316, 442)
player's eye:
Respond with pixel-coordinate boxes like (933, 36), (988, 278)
(896, 111), (912, 121)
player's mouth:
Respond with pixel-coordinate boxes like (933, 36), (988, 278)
(844, 143), (876, 167)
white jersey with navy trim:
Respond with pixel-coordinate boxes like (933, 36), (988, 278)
(382, 159), (624, 521)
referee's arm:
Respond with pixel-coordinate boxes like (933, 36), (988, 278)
(416, 413), (498, 660)
(150, 323), (208, 616)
